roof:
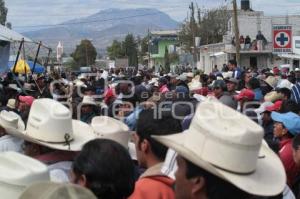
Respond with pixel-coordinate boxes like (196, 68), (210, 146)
(0, 25), (32, 42)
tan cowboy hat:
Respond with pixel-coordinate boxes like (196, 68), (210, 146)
(20, 182), (97, 199)
(153, 99), (286, 197)
(0, 151), (50, 199)
(6, 99), (16, 109)
(0, 110), (25, 131)
(264, 76), (278, 88)
(264, 91), (284, 102)
(6, 99), (96, 151)
(82, 96), (96, 106)
(91, 116), (130, 148)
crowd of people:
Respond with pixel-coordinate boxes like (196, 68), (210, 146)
(0, 59), (300, 199)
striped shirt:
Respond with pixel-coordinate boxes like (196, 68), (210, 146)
(291, 82), (300, 104)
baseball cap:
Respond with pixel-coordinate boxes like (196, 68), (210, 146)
(266, 101), (283, 112)
(271, 112), (300, 135)
(19, 96), (35, 106)
(234, 89), (255, 101)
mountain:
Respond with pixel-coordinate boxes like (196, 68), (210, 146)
(23, 8), (179, 54)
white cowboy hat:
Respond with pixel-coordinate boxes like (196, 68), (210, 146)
(73, 79), (87, 88)
(0, 151), (49, 199)
(189, 81), (202, 91)
(20, 182), (97, 199)
(153, 99), (286, 196)
(0, 110), (25, 131)
(91, 116), (130, 148)
(82, 96), (96, 106)
(6, 99), (96, 151)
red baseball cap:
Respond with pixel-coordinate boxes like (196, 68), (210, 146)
(266, 100), (283, 112)
(234, 89), (255, 101)
(19, 96), (35, 106)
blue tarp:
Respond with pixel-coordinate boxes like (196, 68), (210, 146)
(8, 60), (45, 73)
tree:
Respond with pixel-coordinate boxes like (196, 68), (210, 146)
(123, 34), (138, 67)
(71, 39), (97, 67)
(107, 40), (125, 60)
(0, 0), (7, 26)
(179, 3), (230, 50)
(164, 46), (170, 73)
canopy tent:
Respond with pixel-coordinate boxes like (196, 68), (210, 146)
(8, 60), (45, 74)
(0, 24), (32, 42)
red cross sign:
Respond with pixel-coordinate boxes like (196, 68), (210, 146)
(273, 25), (292, 53)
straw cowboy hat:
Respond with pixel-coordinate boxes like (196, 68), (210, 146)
(6, 99), (16, 109)
(0, 151), (49, 199)
(264, 76), (278, 88)
(91, 116), (130, 148)
(82, 96), (96, 106)
(6, 98), (96, 151)
(153, 99), (286, 196)
(264, 91), (284, 102)
(20, 182), (97, 199)
(0, 110), (25, 131)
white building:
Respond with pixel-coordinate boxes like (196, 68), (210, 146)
(199, 4), (300, 73)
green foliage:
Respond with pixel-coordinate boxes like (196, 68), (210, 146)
(0, 0), (7, 26)
(71, 39), (97, 67)
(106, 34), (139, 67)
(107, 40), (125, 60)
(123, 34), (138, 67)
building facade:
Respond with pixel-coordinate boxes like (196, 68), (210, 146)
(199, 8), (300, 73)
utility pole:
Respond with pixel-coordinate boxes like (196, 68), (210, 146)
(147, 29), (151, 69)
(233, 0), (241, 65)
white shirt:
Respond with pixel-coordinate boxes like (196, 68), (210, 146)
(48, 161), (73, 183)
(0, 135), (23, 153)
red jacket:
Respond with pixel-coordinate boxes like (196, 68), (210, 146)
(279, 138), (300, 186)
(129, 163), (175, 199)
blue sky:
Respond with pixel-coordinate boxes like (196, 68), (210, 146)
(5, 0), (300, 32)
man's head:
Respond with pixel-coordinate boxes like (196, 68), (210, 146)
(226, 78), (238, 93)
(293, 134), (300, 167)
(277, 88), (291, 100)
(71, 139), (135, 199)
(153, 100), (286, 198)
(175, 156), (251, 199)
(228, 60), (237, 71)
(212, 80), (226, 98)
(134, 109), (182, 168)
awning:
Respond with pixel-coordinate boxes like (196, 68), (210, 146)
(0, 25), (32, 42)
(278, 53), (300, 60)
(210, 52), (225, 57)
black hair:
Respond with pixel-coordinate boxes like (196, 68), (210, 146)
(247, 77), (260, 89)
(279, 100), (300, 114)
(229, 59), (237, 66)
(277, 88), (291, 99)
(136, 109), (182, 161)
(293, 134), (300, 150)
(72, 139), (135, 199)
(184, 158), (252, 199)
